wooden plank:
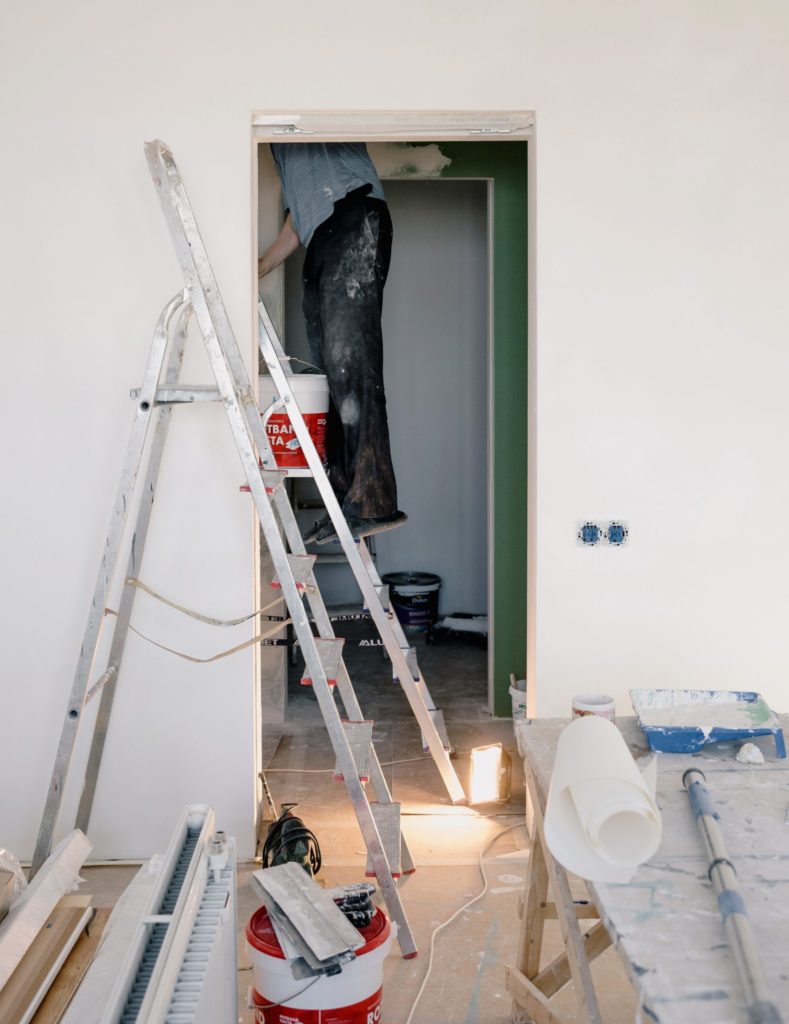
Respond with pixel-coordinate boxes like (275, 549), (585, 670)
(506, 965), (570, 1024)
(527, 760), (605, 1024)
(531, 921), (613, 1000)
(542, 901), (599, 921)
(1, 833), (92, 990)
(0, 870), (15, 923)
(30, 908), (110, 1024)
(522, 831), (549, 977)
(0, 897), (93, 1024)
(512, 836), (549, 1024)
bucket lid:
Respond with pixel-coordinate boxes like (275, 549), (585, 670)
(246, 905), (390, 960)
(381, 572), (441, 587)
(259, 373), (328, 394)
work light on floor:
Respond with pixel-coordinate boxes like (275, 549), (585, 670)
(469, 742), (512, 804)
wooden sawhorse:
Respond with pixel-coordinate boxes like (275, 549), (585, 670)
(505, 756), (613, 1024)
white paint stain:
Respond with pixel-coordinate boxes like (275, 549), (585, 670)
(369, 142), (452, 179)
(339, 396), (360, 426)
(497, 873), (523, 885)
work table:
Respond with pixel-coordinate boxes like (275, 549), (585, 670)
(509, 715), (789, 1024)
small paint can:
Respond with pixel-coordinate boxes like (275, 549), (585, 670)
(572, 694), (616, 721)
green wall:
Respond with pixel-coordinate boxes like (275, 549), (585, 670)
(437, 142), (528, 716)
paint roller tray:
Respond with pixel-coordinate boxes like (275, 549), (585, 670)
(630, 688), (786, 757)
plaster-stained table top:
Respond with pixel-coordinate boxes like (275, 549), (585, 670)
(515, 716), (789, 1024)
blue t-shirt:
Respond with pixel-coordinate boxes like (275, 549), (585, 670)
(270, 142), (386, 248)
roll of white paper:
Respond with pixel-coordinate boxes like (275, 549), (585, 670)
(544, 715), (661, 883)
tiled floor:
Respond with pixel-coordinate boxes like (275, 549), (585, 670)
(77, 629), (636, 1023)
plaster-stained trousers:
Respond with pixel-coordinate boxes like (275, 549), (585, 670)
(301, 189), (398, 520)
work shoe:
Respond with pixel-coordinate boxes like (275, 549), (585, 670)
(302, 515), (332, 544)
(315, 511), (408, 545)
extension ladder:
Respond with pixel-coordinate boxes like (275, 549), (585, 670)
(31, 140), (467, 957)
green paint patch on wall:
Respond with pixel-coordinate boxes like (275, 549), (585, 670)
(371, 139), (528, 716)
(437, 142), (529, 717)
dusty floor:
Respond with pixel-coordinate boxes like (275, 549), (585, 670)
(77, 627), (636, 1023)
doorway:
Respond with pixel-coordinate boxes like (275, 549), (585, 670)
(253, 118), (529, 718)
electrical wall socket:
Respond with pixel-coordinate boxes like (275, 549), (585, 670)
(577, 521), (629, 547)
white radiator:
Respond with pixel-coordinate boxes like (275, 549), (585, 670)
(62, 804), (237, 1024)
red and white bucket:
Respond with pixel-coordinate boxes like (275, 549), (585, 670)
(259, 374), (329, 470)
(246, 905), (394, 1024)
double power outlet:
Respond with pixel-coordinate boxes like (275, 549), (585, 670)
(576, 521), (629, 547)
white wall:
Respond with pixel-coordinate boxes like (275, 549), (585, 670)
(4, 0), (789, 858)
(522, 2), (789, 716)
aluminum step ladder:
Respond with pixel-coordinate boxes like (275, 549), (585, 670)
(257, 302), (461, 779)
(31, 140), (466, 958)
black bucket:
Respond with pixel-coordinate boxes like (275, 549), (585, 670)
(381, 572), (441, 630)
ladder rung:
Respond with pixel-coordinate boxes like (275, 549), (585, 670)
(239, 468), (287, 495)
(333, 721), (373, 782)
(308, 605), (372, 624)
(301, 638), (345, 689)
(365, 803), (402, 878)
(271, 554), (316, 593)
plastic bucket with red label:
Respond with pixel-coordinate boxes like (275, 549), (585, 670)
(259, 373), (329, 470)
(246, 904), (394, 1024)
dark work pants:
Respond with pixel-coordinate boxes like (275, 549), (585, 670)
(301, 192), (398, 519)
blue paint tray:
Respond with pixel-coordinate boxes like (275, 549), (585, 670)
(630, 688), (786, 757)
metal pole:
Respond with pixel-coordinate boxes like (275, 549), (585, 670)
(683, 769), (783, 1024)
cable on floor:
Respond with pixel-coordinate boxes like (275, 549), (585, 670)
(403, 822), (525, 1024)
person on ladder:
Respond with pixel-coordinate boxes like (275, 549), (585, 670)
(258, 142), (407, 545)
